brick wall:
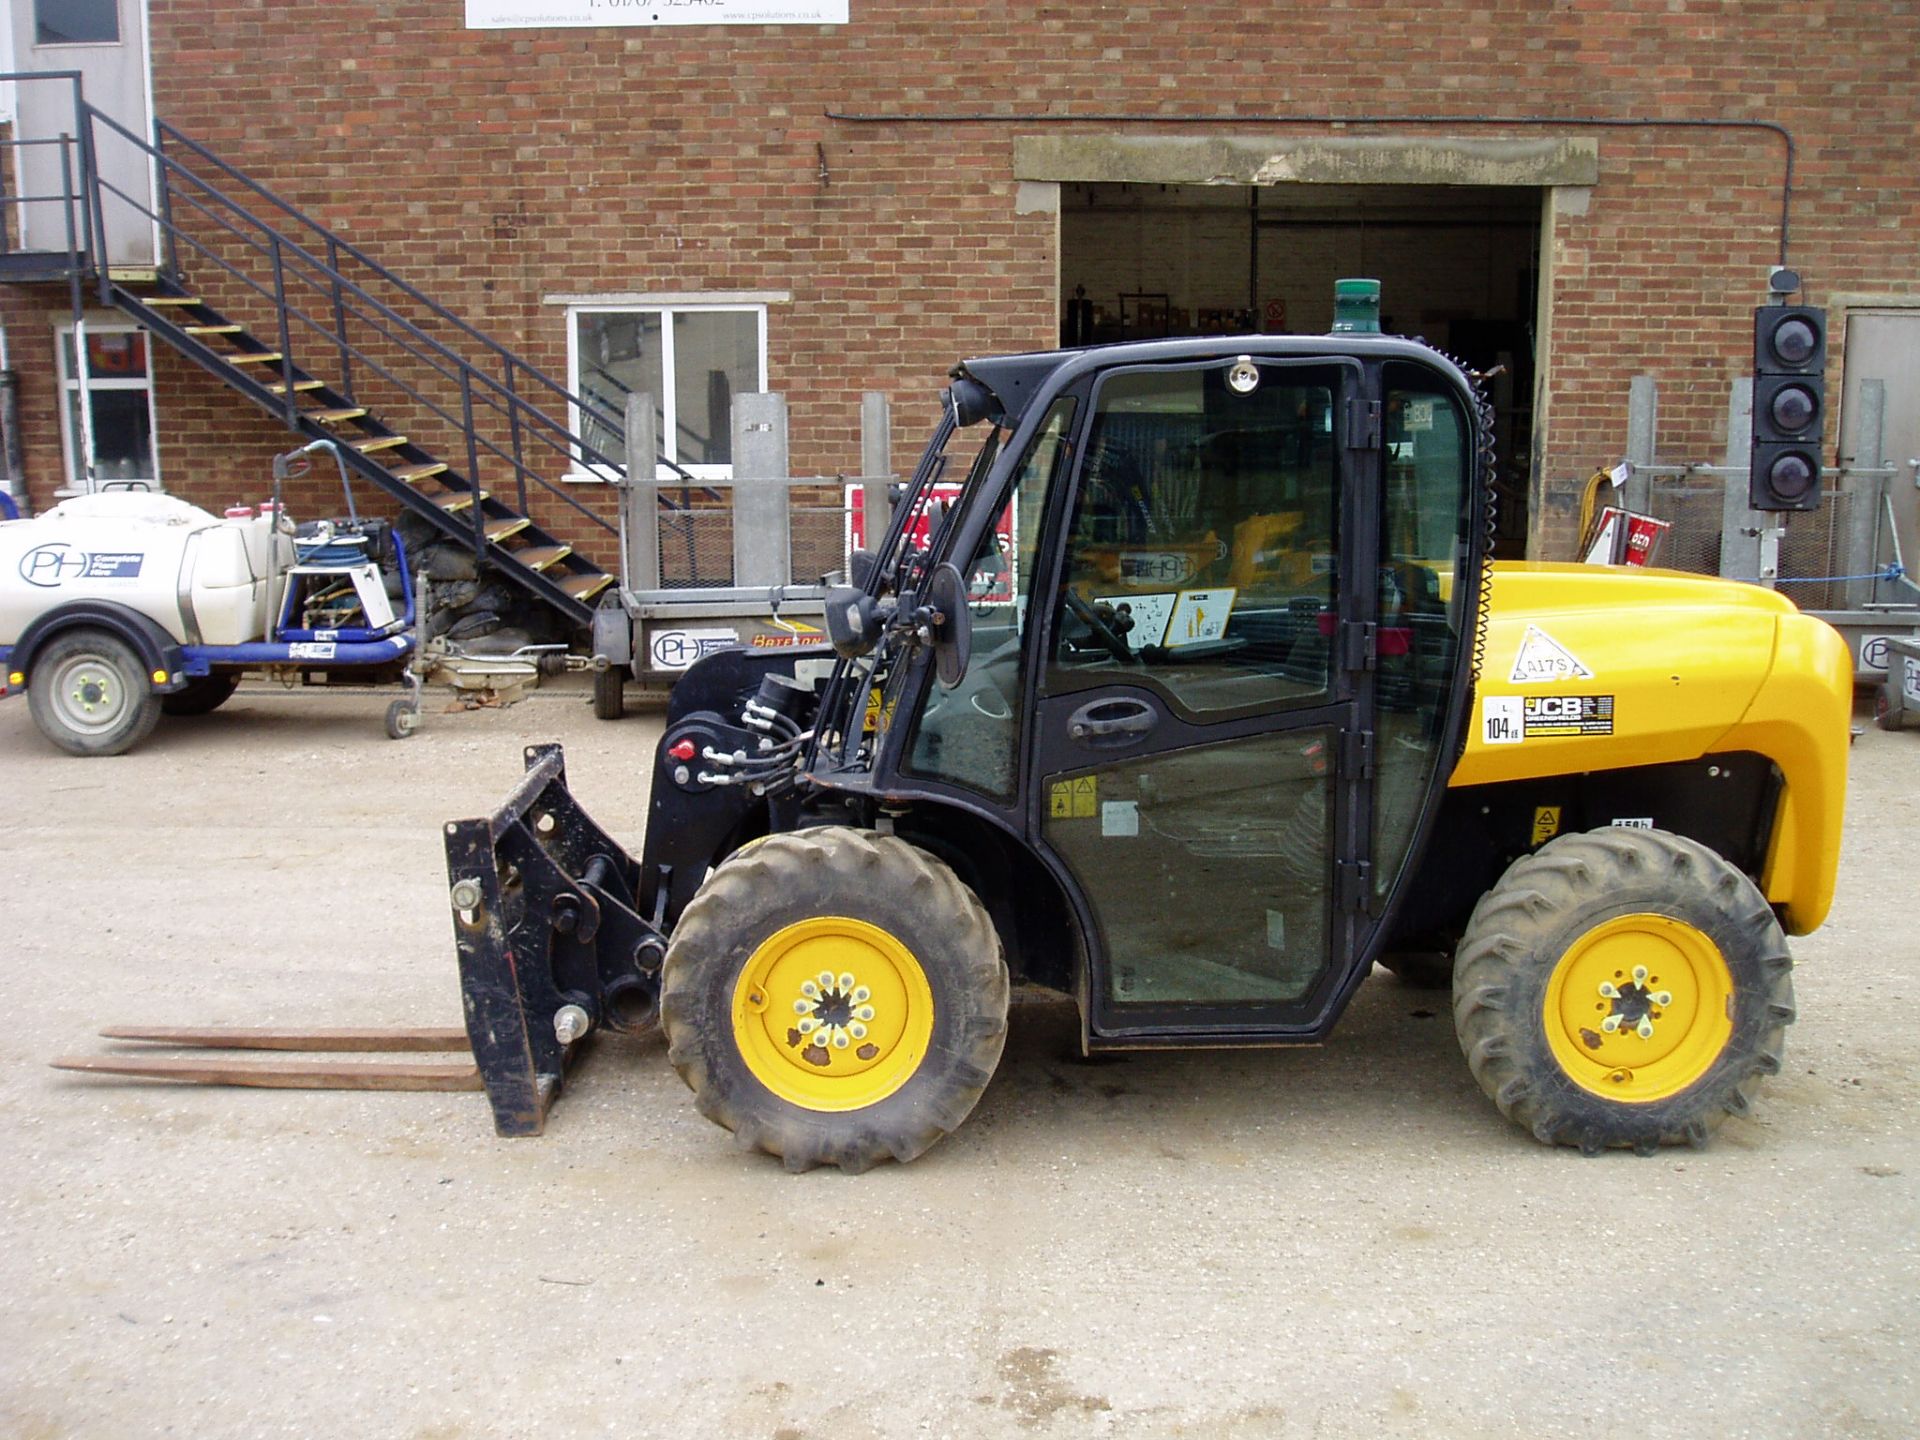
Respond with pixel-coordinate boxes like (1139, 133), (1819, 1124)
(4, 1), (1914, 567)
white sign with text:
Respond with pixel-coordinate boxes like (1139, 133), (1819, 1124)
(467, 0), (847, 27)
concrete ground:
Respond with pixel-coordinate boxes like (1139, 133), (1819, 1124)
(0, 682), (1914, 1439)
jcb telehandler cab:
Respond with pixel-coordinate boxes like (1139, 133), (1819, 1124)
(447, 331), (1851, 1171)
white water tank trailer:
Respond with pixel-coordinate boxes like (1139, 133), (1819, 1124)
(1, 485), (415, 755)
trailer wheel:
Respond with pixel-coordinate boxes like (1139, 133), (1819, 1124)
(1453, 827), (1794, 1155)
(161, 672), (239, 717)
(27, 628), (163, 757)
(384, 699), (418, 740)
(592, 665), (626, 721)
(660, 827), (1009, 1172)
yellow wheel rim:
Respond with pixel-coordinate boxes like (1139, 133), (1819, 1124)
(732, 915), (936, 1113)
(1544, 914), (1734, 1102)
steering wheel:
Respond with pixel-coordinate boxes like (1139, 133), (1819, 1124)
(1063, 586), (1136, 664)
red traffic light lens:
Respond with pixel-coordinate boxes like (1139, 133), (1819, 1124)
(1769, 317), (1818, 367)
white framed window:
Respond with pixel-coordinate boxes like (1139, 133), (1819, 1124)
(566, 302), (767, 480)
(58, 321), (161, 491)
(35, 0), (121, 47)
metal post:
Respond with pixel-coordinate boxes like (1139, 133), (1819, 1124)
(461, 370), (485, 556)
(74, 83), (111, 303)
(733, 393), (789, 588)
(505, 359), (527, 516)
(61, 138), (98, 493)
(1720, 377), (1763, 585)
(269, 234), (296, 427)
(1845, 380), (1886, 609)
(152, 124), (179, 276)
(860, 391), (892, 555)
(326, 236), (353, 401)
(619, 391), (661, 592)
(1623, 375), (1656, 516)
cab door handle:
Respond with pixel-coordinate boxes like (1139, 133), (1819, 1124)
(1067, 698), (1157, 743)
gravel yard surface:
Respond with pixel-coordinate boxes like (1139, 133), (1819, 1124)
(1, 684), (1914, 1439)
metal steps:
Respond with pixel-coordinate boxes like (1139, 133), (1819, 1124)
(109, 279), (615, 630)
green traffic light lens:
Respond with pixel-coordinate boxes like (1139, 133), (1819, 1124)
(1769, 451), (1815, 500)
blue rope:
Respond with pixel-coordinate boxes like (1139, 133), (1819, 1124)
(1776, 562), (1906, 585)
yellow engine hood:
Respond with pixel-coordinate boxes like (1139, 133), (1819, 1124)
(1450, 562), (1852, 933)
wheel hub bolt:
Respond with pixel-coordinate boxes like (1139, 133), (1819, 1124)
(1597, 965), (1674, 1041)
(792, 970), (877, 1053)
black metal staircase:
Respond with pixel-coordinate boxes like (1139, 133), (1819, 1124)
(1, 72), (654, 629)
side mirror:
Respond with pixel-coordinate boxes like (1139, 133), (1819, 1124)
(825, 584), (884, 659)
(945, 377), (996, 428)
(921, 562), (973, 688)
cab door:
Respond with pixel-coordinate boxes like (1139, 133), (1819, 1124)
(1028, 355), (1387, 1038)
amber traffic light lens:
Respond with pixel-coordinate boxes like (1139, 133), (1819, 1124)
(1769, 383), (1818, 433)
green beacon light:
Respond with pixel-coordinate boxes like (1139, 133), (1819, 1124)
(1332, 278), (1382, 335)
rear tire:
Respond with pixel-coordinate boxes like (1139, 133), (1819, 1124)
(1452, 827), (1794, 1154)
(161, 672), (239, 717)
(26, 628), (163, 756)
(592, 665), (626, 721)
(660, 827), (1009, 1172)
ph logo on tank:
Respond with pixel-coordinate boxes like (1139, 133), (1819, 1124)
(18, 543), (144, 588)
(19, 543), (87, 588)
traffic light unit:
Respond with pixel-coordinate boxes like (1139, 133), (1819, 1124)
(1749, 305), (1826, 512)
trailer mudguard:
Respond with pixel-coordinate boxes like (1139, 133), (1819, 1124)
(6, 599), (188, 693)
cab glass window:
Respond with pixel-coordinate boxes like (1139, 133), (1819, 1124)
(1044, 363), (1340, 715)
(1372, 363), (1474, 894)
(905, 396), (1079, 799)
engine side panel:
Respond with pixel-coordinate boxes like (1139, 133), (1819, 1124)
(1449, 563), (1852, 934)
(1394, 753), (1782, 952)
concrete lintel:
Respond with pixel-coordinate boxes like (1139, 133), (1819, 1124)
(543, 290), (791, 308)
(1014, 134), (1600, 189)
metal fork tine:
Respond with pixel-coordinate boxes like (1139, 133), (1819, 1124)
(96, 1025), (472, 1052)
(50, 1054), (482, 1092)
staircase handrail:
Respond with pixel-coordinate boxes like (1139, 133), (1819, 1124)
(88, 103), (709, 493)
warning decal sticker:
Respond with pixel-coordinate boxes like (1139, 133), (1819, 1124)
(1048, 776), (1098, 819)
(1098, 592), (1177, 650)
(1482, 694), (1615, 742)
(1523, 694), (1615, 737)
(1167, 588), (1236, 648)
(1509, 624), (1595, 684)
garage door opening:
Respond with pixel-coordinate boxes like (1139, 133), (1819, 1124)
(1060, 183), (1539, 555)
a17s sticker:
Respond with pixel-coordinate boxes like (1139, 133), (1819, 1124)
(1482, 695), (1524, 744)
(1510, 624), (1594, 683)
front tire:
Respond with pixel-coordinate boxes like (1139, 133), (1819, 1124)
(660, 828), (1009, 1172)
(1453, 827), (1794, 1154)
(27, 629), (163, 756)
